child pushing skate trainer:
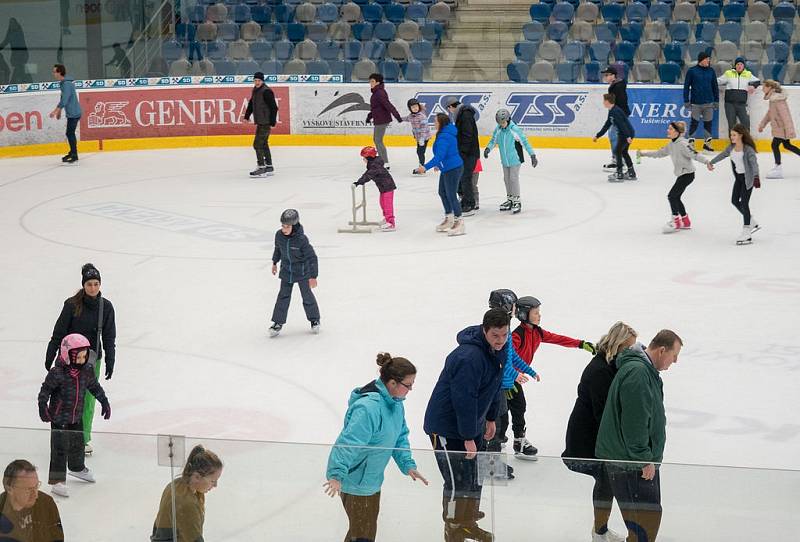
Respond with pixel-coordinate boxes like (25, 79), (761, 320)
(354, 146), (397, 232)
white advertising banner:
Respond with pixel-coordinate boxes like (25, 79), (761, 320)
(0, 92), (75, 146)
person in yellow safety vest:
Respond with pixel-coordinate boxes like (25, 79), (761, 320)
(717, 57), (760, 132)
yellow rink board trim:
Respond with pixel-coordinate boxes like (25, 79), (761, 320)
(0, 135), (783, 157)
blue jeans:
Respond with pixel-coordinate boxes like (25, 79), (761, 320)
(438, 166), (463, 218)
(608, 125), (618, 161)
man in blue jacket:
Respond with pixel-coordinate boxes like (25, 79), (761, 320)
(424, 308), (508, 542)
(49, 64), (82, 163)
(683, 52), (719, 152)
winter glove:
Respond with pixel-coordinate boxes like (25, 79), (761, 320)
(753, 175), (761, 189)
(39, 405), (50, 423)
(365, 114), (372, 124)
(483, 147), (490, 159)
(105, 361), (114, 380)
(101, 401), (112, 420)
(531, 154), (538, 168)
(505, 383), (520, 400)
(579, 341), (596, 355)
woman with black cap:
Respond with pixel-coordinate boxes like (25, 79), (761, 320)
(45, 263), (116, 455)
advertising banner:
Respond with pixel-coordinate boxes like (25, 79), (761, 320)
(0, 93), (72, 146)
(79, 86), (290, 140)
(627, 86), (719, 139)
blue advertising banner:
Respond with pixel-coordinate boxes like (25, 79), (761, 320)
(627, 87), (719, 139)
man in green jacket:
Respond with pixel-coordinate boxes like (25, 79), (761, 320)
(596, 329), (682, 542)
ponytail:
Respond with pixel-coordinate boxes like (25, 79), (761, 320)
(376, 352), (416, 384)
(182, 445), (223, 479)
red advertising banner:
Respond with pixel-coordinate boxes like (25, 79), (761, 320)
(79, 86), (290, 140)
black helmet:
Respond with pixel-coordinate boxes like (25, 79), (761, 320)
(515, 296), (541, 323)
(407, 98), (420, 112)
(280, 208), (299, 225)
(488, 289), (518, 315)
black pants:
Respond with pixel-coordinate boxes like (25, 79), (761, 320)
(49, 421), (85, 484)
(458, 153), (479, 210)
(254, 124), (272, 166)
(667, 172), (694, 216)
(340, 491), (380, 542)
(271, 278), (319, 325)
(731, 172), (753, 226)
(430, 434), (482, 502)
(416, 139), (429, 166)
(724, 101), (750, 132)
(591, 465), (615, 532)
(771, 137), (800, 165)
(499, 385), (526, 440)
(614, 138), (633, 173)
(66, 116), (80, 156)
(608, 467), (662, 542)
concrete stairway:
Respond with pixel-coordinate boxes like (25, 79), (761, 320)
(429, 0), (531, 82)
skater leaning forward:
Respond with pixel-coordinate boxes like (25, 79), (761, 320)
(243, 71), (278, 178)
(637, 121), (710, 233)
(593, 94), (636, 182)
(483, 108), (537, 214)
(707, 124), (762, 245)
(354, 146), (397, 232)
(269, 209), (320, 336)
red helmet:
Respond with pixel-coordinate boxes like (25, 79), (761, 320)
(360, 146), (378, 159)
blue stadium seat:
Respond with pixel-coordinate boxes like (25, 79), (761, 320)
(274, 4), (295, 23)
(385, 3), (406, 24)
(688, 41), (713, 61)
(206, 41), (227, 61)
(669, 21), (691, 43)
(564, 0), (581, 9)
(626, 2), (648, 22)
(563, 41), (585, 62)
(695, 22), (717, 43)
(251, 6), (272, 24)
(352, 22), (374, 41)
(507, 61), (530, 82)
(344, 40), (363, 61)
(619, 22), (643, 44)
(698, 2), (721, 22)
(410, 40), (434, 64)
(318, 3), (339, 23)
(407, 3), (428, 20)
(585, 61), (601, 82)
(318, 40), (342, 61)
(403, 60), (424, 81)
(523, 22), (545, 42)
(162, 41), (184, 63)
(611, 61), (628, 80)
(614, 41), (637, 64)
(539, 0), (557, 6)
(601, 4), (624, 25)
(718, 22), (742, 44)
(234, 4), (252, 23)
(286, 23), (306, 43)
(237, 60), (260, 74)
(721, 3), (746, 23)
(589, 40), (612, 63)
(648, 2), (672, 21)
(218, 23), (239, 41)
(362, 4), (384, 23)
(530, 4), (552, 23)
(772, 2), (796, 22)
(420, 21), (444, 45)
(547, 21), (570, 44)
(663, 42), (685, 65)
(375, 22), (397, 42)
(762, 62), (786, 82)
(328, 60), (353, 81)
(594, 23), (618, 43)
(381, 59), (401, 81)
(515, 41), (539, 62)
(215, 60), (236, 75)
(766, 41), (790, 62)
(307, 22), (329, 42)
(250, 41), (274, 61)
(189, 5), (205, 23)
(552, 2), (575, 23)
(274, 40), (295, 61)
(658, 61), (681, 83)
(363, 39), (387, 61)
(771, 21), (793, 43)
(306, 59), (331, 74)
(261, 23), (283, 41)
(352, 0), (370, 5)
(556, 62), (581, 82)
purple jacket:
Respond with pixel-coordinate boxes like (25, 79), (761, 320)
(366, 83), (402, 125)
(354, 156), (397, 193)
(402, 105), (431, 142)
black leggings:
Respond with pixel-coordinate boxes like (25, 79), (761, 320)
(771, 137), (800, 165)
(667, 172), (694, 216)
(615, 138), (633, 173)
(731, 172), (753, 226)
(416, 139), (429, 166)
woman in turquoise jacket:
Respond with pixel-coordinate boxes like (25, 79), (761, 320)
(484, 109), (537, 214)
(325, 353), (428, 542)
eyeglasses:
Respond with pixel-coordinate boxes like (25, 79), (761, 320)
(12, 482), (41, 494)
(397, 381), (413, 391)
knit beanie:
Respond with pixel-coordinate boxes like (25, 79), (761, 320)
(81, 263), (101, 285)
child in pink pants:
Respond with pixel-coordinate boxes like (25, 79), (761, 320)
(354, 146), (398, 231)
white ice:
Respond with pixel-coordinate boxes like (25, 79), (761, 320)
(1, 145), (798, 540)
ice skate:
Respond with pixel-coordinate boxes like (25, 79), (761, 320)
(264, 164), (274, 173)
(69, 468), (96, 483)
(460, 207), (476, 217)
(703, 138), (714, 152)
(379, 222), (396, 232)
(51, 482), (69, 498)
(63, 154), (78, 164)
(623, 169), (637, 181)
(498, 198), (513, 211)
(750, 220), (761, 235)
(412, 167), (425, 175)
(608, 171), (624, 182)
(250, 166), (271, 178)
(602, 161), (617, 172)
(383, 163), (390, 171)
(510, 197), (522, 214)
(513, 437), (538, 461)
(436, 214), (454, 232)
(445, 521), (494, 542)
(766, 165), (783, 179)
(268, 323), (282, 337)
(736, 226), (752, 245)
(681, 215), (692, 229)
(84, 443), (93, 456)
(592, 528), (627, 542)
(662, 216), (681, 234)
(310, 320), (320, 334)
(61, 153), (72, 162)
(688, 137), (696, 148)
(448, 218), (466, 236)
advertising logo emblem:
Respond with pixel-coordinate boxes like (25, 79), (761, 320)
(413, 92), (492, 123)
(506, 93), (588, 127)
(87, 102), (131, 128)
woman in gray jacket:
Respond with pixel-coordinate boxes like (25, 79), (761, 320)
(708, 124), (761, 245)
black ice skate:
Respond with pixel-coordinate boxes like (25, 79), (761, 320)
(608, 171), (624, 182)
(513, 437), (538, 461)
(268, 323), (282, 337)
(63, 154), (78, 164)
(623, 169), (637, 181)
(264, 164), (274, 173)
(602, 161), (617, 172)
(250, 166), (270, 178)
(703, 138), (714, 152)
(61, 153), (72, 162)
(499, 198), (513, 211)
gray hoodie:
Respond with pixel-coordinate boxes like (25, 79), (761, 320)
(710, 144), (760, 189)
(640, 136), (709, 176)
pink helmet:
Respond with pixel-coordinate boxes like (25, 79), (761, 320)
(60, 333), (90, 365)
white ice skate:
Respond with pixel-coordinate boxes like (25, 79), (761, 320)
(766, 165), (783, 179)
(750, 220), (761, 235)
(379, 222), (396, 232)
(736, 226), (753, 245)
(662, 216), (681, 234)
(84, 443), (93, 456)
(592, 528), (627, 542)
(268, 323), (282, 337)
(51, 482), (69, 497)
(310, 320), (320, 334)
(69, 468), (96, 483)
(510, 197), (522, 214)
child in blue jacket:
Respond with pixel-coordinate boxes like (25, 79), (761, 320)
(483, 109), (538, 214)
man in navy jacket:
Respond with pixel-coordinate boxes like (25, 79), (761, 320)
(683, 52), (720, 151)
(424, 308), (508, 541)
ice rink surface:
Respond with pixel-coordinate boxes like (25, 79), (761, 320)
(1, 144), (799, 539)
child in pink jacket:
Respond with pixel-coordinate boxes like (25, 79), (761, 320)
(757, 79), (800, 179)
(404, 99), (432, 174)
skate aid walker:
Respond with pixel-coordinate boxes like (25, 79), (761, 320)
(338, 183), (382, 233)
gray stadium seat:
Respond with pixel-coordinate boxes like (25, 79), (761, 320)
(531, 61), (555, 82)
(638, 41), (661, 63)
(207, 3), (228, 23)
(197, 22), (218, 42)
(198, 59), (216, 76)
(340, 2), (361, 23)
(576, 2), (599, 23)
(672, 2), (697, 23)
(353, 58), (378, 80)
(428, 2), (451, 23)
(743, 41), (764, 64)
(571, 21), (593, 43)
(283, 58), (308, 75)
(537, 40), (562, 62)
(644, 21), (668, 42)
(228, 40), (251, 60)
(240, 21), (262, 41)
(329, 21), (352, 42)
(715, 40), (739, 63)
(633, 61), (657, 82)
(387, 39), (411, 61)
(743, 22), (768, 44)
(296, 39), (319, 61)
(295, 2), (317, 23)
(397, 21), (420, 41)
(169, 58), (191, 76)
(747, 2), (771, 23)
